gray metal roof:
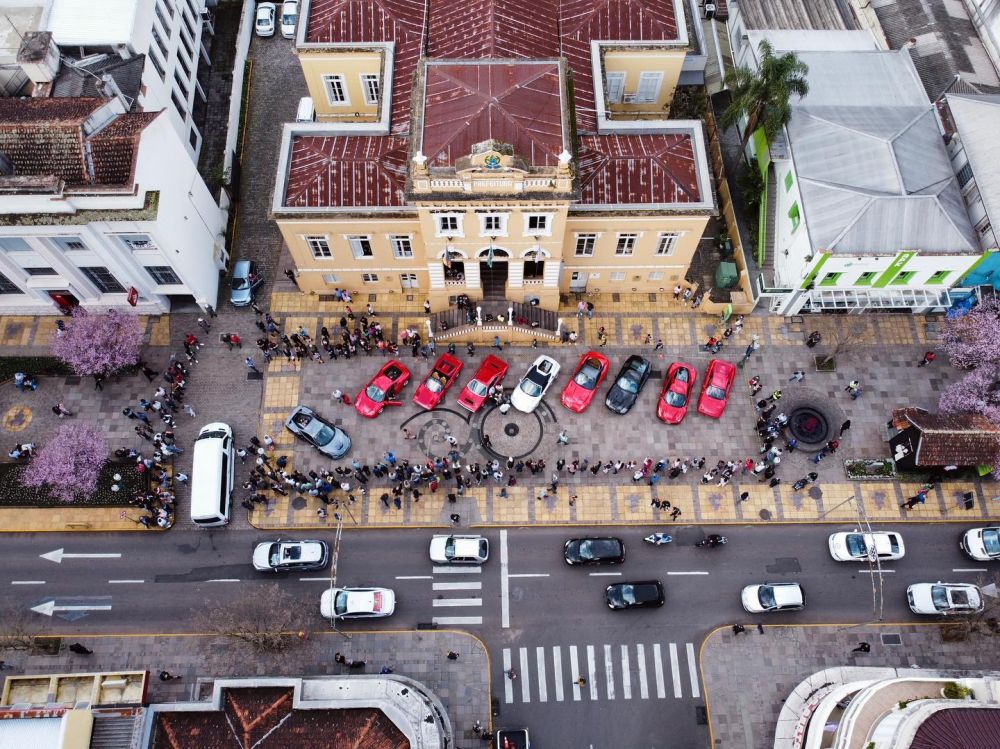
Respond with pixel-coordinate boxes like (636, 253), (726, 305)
(783, 50), (978, 255)
(946, 94), (1000, 238)
(51, 54), (145, 106)
(733, 0), (858, 31)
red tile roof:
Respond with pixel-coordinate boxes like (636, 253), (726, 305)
(577, 133), (701, 205)
(427, 0), (559, 59)
(304, 0), (424, 134)
(285, 135), (409, 208)
(895, 408), (1000, 466)
(0, 97), (158, 187)
(559, 0), (682, 129)
(421, 62), (565, 168)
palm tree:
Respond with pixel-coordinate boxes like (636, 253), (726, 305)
(720, 40), (809, 149)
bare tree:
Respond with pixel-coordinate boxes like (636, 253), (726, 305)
(814, 320), (871, 368)
(939, 573), (1000, 642)
(0, 602), (44, 652)
(193, 583), (312, 656)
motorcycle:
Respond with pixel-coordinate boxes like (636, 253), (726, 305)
(792, 472), (819, 491)
(644, 532), (673, 546)
(695, 534), (728, 548)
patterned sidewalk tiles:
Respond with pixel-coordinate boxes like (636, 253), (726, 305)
(0, 506), (164, 532)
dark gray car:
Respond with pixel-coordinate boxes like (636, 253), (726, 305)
(605, 355), (651, 414)
(284, 405), (351, 459)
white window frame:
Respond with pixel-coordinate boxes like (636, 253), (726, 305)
(435, 214), (464, 238)
(323, 274), (339, 284)
(523, 213), (553, 237)
(574, 233), (597, 257)
(615, 233), (638, 255)
(655, 232), (680, 256)
(360, 73), (380, 106)
(305, 235), (332, 258)
(635, 72), (663, 104)
(605, 71), (626, 104)
(479, 213), (509, 237)
(322, 74), (350, 106)
(346, 235), (374, 259)
(390, 235), (414, 259)
(361, 273), (379, 284)
(610, 271), (626, 282)
(647, 271), (664, 281)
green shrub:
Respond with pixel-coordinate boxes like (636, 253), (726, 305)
(943, 682), (971, 699)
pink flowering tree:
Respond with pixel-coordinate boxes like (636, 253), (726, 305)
(22, 423), (109, 502)
(942, 297), (1000, 369)
(939, 365), (1000, 476)
(50, 308), (144, 377)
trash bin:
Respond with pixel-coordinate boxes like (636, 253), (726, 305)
(714, 262), (738, 289)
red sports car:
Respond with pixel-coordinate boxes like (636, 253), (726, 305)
(560, 352), (610, 413)
(457, 355), (508, 413)
(355, 360), (411, 418)
(696, 359), (736, 419)
(657, 362), (697, 424)
(413, 354), (464, 410)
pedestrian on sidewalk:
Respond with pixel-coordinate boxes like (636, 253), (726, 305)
(184, 404), (196, 417)
(197, 317), (211, 333)
(450, 513), (461, 524)
(175, 472), (189, 484)
(732, 623), (746, 635)
(52, 402), (72, 418)
(446, 651), (460, 660)
(670, 506), (682, 521)
(557, 429), (569, 445)
(852, 642), (871, 653)
(673, 284), (682, 301)
(205, 304), (217, 319)
(738, 492), (749, 504)
(245, 356), (260, 374)
(68, 643), (93, 655)
(788, 370), (805, 382)
(158, 670), (179, 681)
(839, 419), (851, 436)
(917, 350), (936, 367)
(806, 331), (821, 348)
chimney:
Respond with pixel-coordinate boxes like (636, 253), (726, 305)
(16, 32), (60, 85)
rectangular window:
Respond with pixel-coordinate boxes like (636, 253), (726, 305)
(957, 162), (974, 187)
(784, 171), (793, 192)
(306, 236), (331, 258)
(149, 50), (166, 81)
(575, 233), (596, 257)
(361, 74), (380, 105)
(155, 2), (171, 32)
(855, 271), (877, 286)
(361, 273), (379, 284)
(323, 274), (339, 284)
(648, 271), (664, 281)
(615, 233), (638, 255)
(390, 235), (413, 259)
(480, 214), (507, 236)
(436, 215), (462, 237)
(526, 214), (550, 234)
(605, 71), (625, 104)
(24, 267), (57, 276)
(145, 265), (182, 285)
(818, 272), (842, 287)
(610, 271), (626, 282)
(0, 238), (30, 252)
(50, 237), (87, 252)
(347, 235), (374, 258)
(635, 72), (663, 104)
(927, 270), (951, 285)
(0, 272), (23, 294)
(890, 270), (916, 286)
(81, 266), (126, 293)
(788, 202), (801, 232)
(655, 233), (679, 256)
(171, 90), (188, 119)
(174, 73), (190, 102)
(322, 75), (349, 106)
(189, 127), (199, 150)
(151, 24), (168, 60)
(118, 234), (156, 251)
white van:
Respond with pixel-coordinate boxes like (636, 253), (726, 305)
(190, 422), (235, 527)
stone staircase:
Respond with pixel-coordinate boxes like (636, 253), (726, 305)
(90, 713), (143, 749)
(430, 300), (561, 341)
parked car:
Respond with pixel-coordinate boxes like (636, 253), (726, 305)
(253, 539), (329, 572)
(606, 580), (665, 610)
(828, 531), (905, 562)
(429, 535), (489, 564)
(229, 259), (261, 306)
(656, 362), (696, 424)
(560, 352), (610, 413)
(960, 526), (1000, 561)
(280, 0), (297, 38)
(457, 355), (508, 413)
(564, 537), (625, 565)
(510, 355), (561, 413)
(907, 582), (983, 616)
(605, 355), (651, 414)
(355, 360), (410, 418)
(320, 587), (396, 619)
(284, 405), (351, 459)
(255, 2), (276, 36)
(697, 359), (736, 418)
(741, 582), (805, 613)
(413, 354), (463, 410)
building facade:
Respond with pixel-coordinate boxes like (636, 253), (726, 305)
(273, 0), (715, 312)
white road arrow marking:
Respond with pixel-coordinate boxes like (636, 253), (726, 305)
(31, 599), (112, 617)
(41, 548), (122, 564)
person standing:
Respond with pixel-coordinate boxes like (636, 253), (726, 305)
(917, 351), (936, 367)
(197, 317), (211, 333)
(245, 356), (260, 374)
(557, 429), (569, 445)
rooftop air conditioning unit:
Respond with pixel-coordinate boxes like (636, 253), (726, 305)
(705, 2), (716, 19)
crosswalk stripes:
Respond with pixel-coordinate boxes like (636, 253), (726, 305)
(500, 642), (700, 705)
(430, 565), (483, 626)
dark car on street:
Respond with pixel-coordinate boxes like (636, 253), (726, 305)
(605, 355), (651, 414)
(564, 537), (626, 565)
(606, 580), (665, 610)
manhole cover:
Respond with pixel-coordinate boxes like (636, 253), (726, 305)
(504, 423), (519, 436)
(759, 508), (772, 520)
(880, 633), (902, 646)
(291, 497), (307, 510)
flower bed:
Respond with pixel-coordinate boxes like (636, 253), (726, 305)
(844, 458), (896, 480)
(0, 460), (148, 506)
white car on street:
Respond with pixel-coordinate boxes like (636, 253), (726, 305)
(741, 582), (805, 613)
(252, 539), (329, 572)
(907, 582), (983, 616)
(320, 587), (396, 619)
(960, 526), (1000, 561)
(510, 355), (560, 413)
(429, 535), (489, 564)
(255, 2), (276, 36)
(828, 531), (905, 562)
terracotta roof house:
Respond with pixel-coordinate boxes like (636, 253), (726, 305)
(274, 0), (718, 315)
(890, 407), (1000, 470)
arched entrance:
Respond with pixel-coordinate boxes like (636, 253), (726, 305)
(477, 247), (510, 299)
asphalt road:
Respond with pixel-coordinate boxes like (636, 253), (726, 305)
(2, 523), (994, 748)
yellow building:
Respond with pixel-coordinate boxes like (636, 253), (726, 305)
(274, 0), (715, 313)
